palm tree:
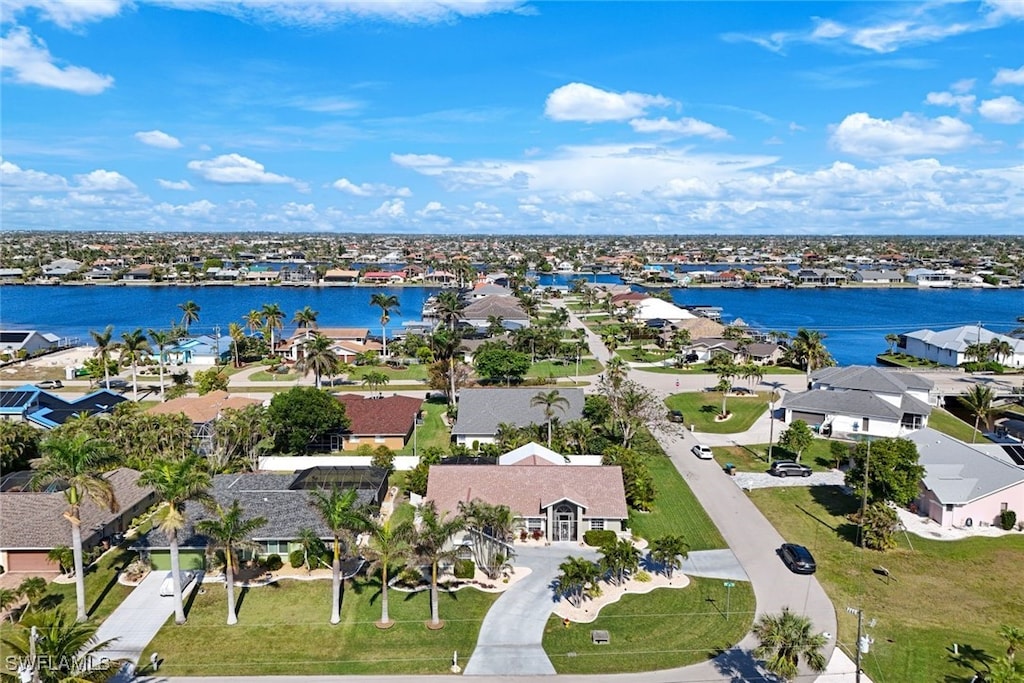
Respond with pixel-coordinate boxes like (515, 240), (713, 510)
(363, 517), (414, 626)
(0, 587), (19, 622)
(1, 610), (126, 683)
(260, 303), (285, 355)
(791, 328), (835, 383)
(148, 328), (174, 401)
(752, 607), (828, 681)
(195, 500), (267, 626)
(885, 333), (899, 355)
(293, 305), (319, 330)
(361, 370), (390, 394)
(228, 322), (245, 367)
(413, 501), (465, 628)
(297, 332), (339, 388)
(989, 338), (1013, 366)
(370, 293), (400, 357)
(139, 454), (212, 624)
(435, 290), (464, 332)
(598, 538), (640, 586)
(961, 384), (995, 443)
(117, 328), (150, 402)
(178, 300), (201, 332)
(429, 329), (466, 406)
(457, 500), (515, 579)
(296, 527), (327, 573)
(89, 325), (115, 388)
(46, 546), (74, 577)
(31, 432), (118, 621)
(308, 487), (370, 625)
(556, 556), (600, 607)
(486, 315), (506, 337)
(999, 624), (1024, 658)
(531, 390), (570, 448)
(649, 535), (690, 579)
(244, 309), (263, 336)
(16, 576), (47, 611)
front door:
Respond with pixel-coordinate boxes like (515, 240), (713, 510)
(554, 503), (576, 542)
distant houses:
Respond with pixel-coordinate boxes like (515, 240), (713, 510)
(0, 385), (128, 429)
(897, 325), (1024, 369)
(0, 329), (61, 358)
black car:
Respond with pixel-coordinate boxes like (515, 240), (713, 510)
(779, 543), (817, 574)
(769, 461), (813, 477)
(668, 410), (684, 423)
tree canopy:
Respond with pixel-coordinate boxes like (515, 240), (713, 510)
(267, 387), (349, 453)
(844, 437), (924, 507)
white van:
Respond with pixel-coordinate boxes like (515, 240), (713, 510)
(159, 570), (196, 597)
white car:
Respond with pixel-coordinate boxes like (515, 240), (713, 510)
(691, 444), (714, 460)
(159, 570), (197, 597)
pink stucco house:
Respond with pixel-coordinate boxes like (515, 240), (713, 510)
(908, 428), (1024, 529)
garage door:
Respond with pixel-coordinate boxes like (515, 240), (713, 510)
(5, 551), (58, 573)
(791, 411), (825, 426)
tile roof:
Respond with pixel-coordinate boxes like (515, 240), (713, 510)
(451, 388), (585, 437)
(147, 390), (262, 423)
(335, 394), (423, 436)
(0, 469), (154, 550)
(426, 464), (628, 519)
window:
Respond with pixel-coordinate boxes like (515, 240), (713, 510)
(590, 519), (605, 531)
(375, 436), (385, 443)
(527, 519), (542, 531)
(263, 540), (288, 555)
(1001, 502), (1009, 512)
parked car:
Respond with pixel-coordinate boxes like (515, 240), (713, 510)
(34, 379), (63, 389)
(729, 386), (753, 395)
(769, 461), (812, 477)
(99, 378), (129, 390)
(159, 570), (197, 597)
(779, 543), (817, 574)
(668, 410), (685, 423)
(691, 444), (714, 460)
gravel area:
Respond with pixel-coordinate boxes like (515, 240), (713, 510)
(731, 470), (846, 490)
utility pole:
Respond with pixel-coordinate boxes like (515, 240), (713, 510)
(859, 437), (871, 548)
(846, 606), (867, 683)
(767, 397), (775, 465)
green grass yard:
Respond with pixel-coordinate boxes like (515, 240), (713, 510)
(628, 454), (726, 551)
(748, 486), (1024, 683)
(927, 408), (991, 444)
(712, 439), (843, 473)
(543, 577), (754, 674)
(527, 358), (602, 380)
(664, 392), (769, 433)
(396, 400), (450, 455)
(142, 576), (497, 676)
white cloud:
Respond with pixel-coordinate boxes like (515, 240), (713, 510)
(187, 153), (298, 185)
(332, 177), (411, 197)
(157, 179), (194, 191)
(391, 153), (453, 168)
(950, 79), (975, 94)
(830, 112), (980, 157)
(545, 83), (673, 123)
(134, 130), (182, 149)
(993, 65), (1024, 86)
(416, 201), (445, 216)
(924, 91), (976, 114)
(0, 158), (68, 191)
(979, 95), (1024, 123)
(560, 190), (602, 205)
(157, 199), (216, 217)
(3, 0), (126, 29)
(371, 198), (406, 218)
(630, 116), (730, 140)
(0, 26), (114, 95)
(74, 169), (136, 191)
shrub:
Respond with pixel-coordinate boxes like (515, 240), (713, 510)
(999, 509), (1017, 531)
(634, 570), (652, 582)
(288, 549), (305, 569)
(265, 554), (283, 571)
(531, 529), (544, 541)
(453, 559), (475, 579)
(396, 567), (425, 588)
(583, 529), (617, 547)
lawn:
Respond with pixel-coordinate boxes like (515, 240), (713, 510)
(748, 486), (1024, 683)
(526, 358), (602, 380)
(712, 438), (843, 473)
(543, 577), (755, 674)
(664, 392), (769, 434)
(617, 348), (672, 363)
(396, 400), (450, 455)
(640, 365), (803, 376)
(628, 454), (726, 551)
(928, 408), (991, 444)
(142, 576), (498, 676)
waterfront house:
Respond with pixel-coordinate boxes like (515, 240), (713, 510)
(425, 443), (628, 543)
(83, 267), (115, 282)
(362, 271), (405, 285)
(634, 297), (697, 322)
(147, 390), (263, 455)
(852, 269), (903, 285)
(122, 264), (154, 281)
(459, 295), (530, 332)
(905, 268), (955, 288)
(0, 468), (155, 574)
(897, 325), (1024, 369)
(796, 268), (848, 286)
(0, 329), (60, 357)
(163, 335), (231, 366)
(780, 365), (935, 439)
(0, 385), (128, 428)
(451, 388), (585, 447)
(907, 428), (1024, 529)
(335, 393), (423, 451)
(322, 269), (360, 284)
(0, 268), (25, 283)
(42, 258), (82, 278)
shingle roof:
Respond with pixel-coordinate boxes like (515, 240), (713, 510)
(147, 390), (262, 423)
(336, 394), (422, 436)
(460, 296), (529, 321)
(452, 388), (585, 437)
(908, 428), (1024, 505)
(781, 388), (931, 420)
(0, 469), (154, 550)
(426, 464), (628, 519)
(901, 326), (1024, 354)
(811, 365), (933, 394)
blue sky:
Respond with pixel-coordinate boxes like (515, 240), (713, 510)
(1, 1), (1022, 235)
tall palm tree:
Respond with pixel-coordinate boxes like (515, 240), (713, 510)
(118, 328), (151, 402)
(363, 517), (414, 626)
(531, 390), (570, 447)
(1, 610), (126, 683)
(296, 332), (338, 388)
(139, 455), (212, 624)
(293, 306), (319, 330)
(370, 293), (400, 357)
(961, 384), (995, 443)
(31, 433), (118, 622)
(89, 325), (115, 388)
(791, 328), (835, 383)
(413, 502), (465, 628)
(989, 338), (1013, 366)
(435, 290), (463, 331)
(195, 500), (267, 626)
(598, 537), (640, 586)
(260, 303), (285, 354)
(752, 607), (828, 681)
(178, 300), (201, 332)
(308, 487), (369, 625)
(228, 322), (245, 368)
(884, 333), (899, 355)
(429, 329), (466, 406)
(244, 309), (263, 336)
(148, 328), (174, 401)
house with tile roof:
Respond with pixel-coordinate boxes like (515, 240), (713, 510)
(897, 325), (1024, 368)
(148, 390), (263, 454)
(278, 328), (380, 365)
(780, 366), (935, 439)
(907, 428), (1024, 528)
(425, 444), (627, 543)
(451, 388), (585, 447)
(335, 393), (423, 451)
(459, 295), (530, 332)
(0, 468), (156, 574)
(0, 385), (127, 429)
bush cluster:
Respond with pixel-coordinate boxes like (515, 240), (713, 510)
(583, 529), (617, 547)
(264, 554), (283, 571)
(453, 559), (476, 579)
(999, 509), (1017, 531)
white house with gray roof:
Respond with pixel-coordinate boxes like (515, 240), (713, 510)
(780, 365), (935, 439)
(897, 325), (1024, 368)
(908, 428), (1024, 528)
(452, 388), (585, 447)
